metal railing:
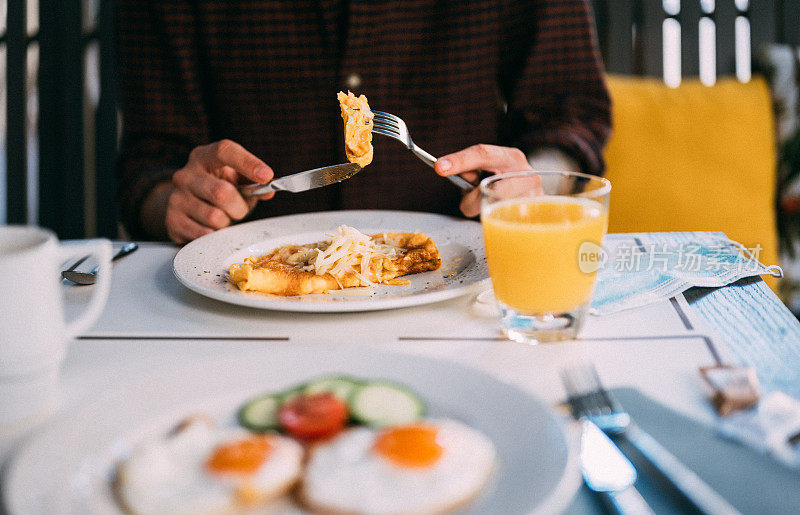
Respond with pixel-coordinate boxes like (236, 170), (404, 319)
(591, 0), (800, 79)
(2, 0), (117, 238)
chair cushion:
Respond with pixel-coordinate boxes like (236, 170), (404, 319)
(603, 74), (779, 288)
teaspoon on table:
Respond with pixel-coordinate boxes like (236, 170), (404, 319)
(62, 242), (139, 285)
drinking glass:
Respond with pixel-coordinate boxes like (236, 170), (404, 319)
(480, 170), (610, 343)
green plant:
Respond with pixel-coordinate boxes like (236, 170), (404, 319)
(778, 129), (800, 255)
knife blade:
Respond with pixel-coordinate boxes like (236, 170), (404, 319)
(580, 419), (654, 514)
(238, 162), (362, 197)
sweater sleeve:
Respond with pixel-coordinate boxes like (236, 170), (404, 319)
(115, 0), (210, 238)
(499, 0), (611, 175)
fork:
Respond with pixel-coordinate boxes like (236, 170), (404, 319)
(562, 364), (741, 515)
(371, 110), (475, 192)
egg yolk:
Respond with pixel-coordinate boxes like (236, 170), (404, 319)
(373, 424), (444, 468)
(206, 436), (272, 475)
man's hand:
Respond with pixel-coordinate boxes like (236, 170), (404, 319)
(166, 140), (274, 243)
(433, 144), (534, 217)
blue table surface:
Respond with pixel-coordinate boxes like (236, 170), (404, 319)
(686, 276), (800, 397)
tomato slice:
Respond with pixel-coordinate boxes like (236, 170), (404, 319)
(278, 393), (349, 442)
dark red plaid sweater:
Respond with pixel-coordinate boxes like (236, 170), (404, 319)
(116, 0), (610, 239)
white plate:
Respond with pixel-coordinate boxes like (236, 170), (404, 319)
(4, 345), (579, 515)
(172, 210), (490, 312)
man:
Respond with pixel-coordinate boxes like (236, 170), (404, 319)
(117, 1), (610, 243)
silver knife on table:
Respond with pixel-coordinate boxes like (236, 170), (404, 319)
(238, 162), (362, 197)
(580, 419), (655, 514)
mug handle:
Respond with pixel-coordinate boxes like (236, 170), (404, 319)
(60, 239), (113, 339)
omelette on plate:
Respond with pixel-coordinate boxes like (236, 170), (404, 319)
(229, 225), (442, 296)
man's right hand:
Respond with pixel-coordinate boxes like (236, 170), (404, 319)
(165, 140), (274, 243)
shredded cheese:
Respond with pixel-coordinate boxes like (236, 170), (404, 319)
(290, 225), (405, 285)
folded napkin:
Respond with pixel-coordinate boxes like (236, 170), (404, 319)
(699, 364), (800, 470)
(716, 392), (800, 469)
(592, 236), (782, 315)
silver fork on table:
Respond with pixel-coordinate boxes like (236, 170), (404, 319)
(371, 110), (475, 192)
(562, 364), (741, 515)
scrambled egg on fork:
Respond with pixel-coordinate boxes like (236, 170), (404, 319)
(337, 91), (374, 167)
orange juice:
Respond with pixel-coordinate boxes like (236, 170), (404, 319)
(482, 196), (608, 313)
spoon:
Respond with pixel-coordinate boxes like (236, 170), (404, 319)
(62, 242), (139, 285)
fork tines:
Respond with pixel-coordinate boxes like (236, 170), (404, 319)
(372, 110), (398, 122)
(561, 363), (621, 418)
(371, 111), (402, 135)
(372, 126), (400, 137)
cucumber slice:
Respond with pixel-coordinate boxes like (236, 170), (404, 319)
(303, 375), (362, 401)
(238, 394), (282, 432)
(350, 382), (425, 427)
(280, 384), (306, 403)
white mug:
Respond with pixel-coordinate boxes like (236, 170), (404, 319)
(0, 226), (112, 423)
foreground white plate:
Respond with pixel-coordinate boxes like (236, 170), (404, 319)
(4, 345), (579, 514)
(172, 210), (489, 312)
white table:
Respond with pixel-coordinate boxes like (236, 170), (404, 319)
(4, 233), (800, 514)
(63, 243), (697, 341)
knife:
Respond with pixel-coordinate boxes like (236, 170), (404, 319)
(238, 162), (362, 197)
(580, 419), (654, 514)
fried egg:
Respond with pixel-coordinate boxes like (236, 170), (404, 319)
(115, 418), (303, 515)
(300, 419), (497, 514)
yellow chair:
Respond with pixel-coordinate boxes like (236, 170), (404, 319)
(604, 74), (779, 289)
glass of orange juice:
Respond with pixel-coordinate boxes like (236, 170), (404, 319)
(480, 170), (610, 343)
